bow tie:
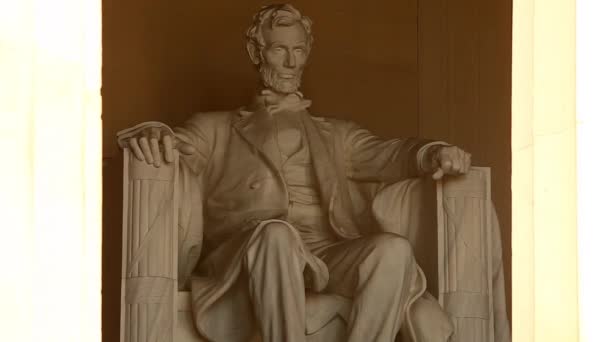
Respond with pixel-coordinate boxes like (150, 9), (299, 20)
(260, 89), (312, 115)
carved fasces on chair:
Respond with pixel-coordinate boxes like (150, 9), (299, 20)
(437, 167), (494, 342)
(120, 148), (179, 342)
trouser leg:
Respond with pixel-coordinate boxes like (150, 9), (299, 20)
(320, 233), (419, 342)
(244, 221), (307, 342)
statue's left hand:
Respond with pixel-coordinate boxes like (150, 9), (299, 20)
(431, 146), (472, 180)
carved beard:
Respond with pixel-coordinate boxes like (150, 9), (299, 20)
(259, 63), (302, 94)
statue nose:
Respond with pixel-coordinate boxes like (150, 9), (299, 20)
(284, 52), (296, 68)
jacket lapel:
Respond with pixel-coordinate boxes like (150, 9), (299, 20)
(233, 108), (272, 151)
(309, 115), (335, 160)
(301, 113), (361, 239)
(233, 108), (283, 171)
(300, 113), (338, 206)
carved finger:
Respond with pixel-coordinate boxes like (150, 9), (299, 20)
(464, 153), (472, 173)
(451, 158), (462, 174)
(138, 137), (154, 164)
(150, 137), (161, 167)
(441, 159), (453, 175)
(432, 168), (444, 180)
(148, 127), (161, 139)
(456, 149), (466, 174)
(162, 135), (174, 163)
(129, 137), (145, 161)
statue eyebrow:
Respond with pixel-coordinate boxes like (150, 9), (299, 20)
(268, 42), (307, 50)
(268, 42), (287, 49)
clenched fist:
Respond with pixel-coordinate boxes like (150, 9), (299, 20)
(429, 145), (472, 180)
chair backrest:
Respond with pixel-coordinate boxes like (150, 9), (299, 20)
(371, 177), (439, 295)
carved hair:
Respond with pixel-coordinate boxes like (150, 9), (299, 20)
(245, 4), (313, 65)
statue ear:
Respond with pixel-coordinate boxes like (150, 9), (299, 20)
(246, 41), (261, 65)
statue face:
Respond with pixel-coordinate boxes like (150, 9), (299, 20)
(259, 23), (309, 94)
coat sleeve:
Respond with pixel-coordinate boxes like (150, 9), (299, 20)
(173, 112), (224, 176)
(173, 112), (230, 288)
(338, 120), (443, 182)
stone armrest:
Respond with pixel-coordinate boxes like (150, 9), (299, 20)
(119, 141), (180, 342)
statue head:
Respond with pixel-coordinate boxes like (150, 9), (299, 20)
(246, 4), (313, 94)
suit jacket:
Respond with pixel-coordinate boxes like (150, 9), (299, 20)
(165, 106), (437, 341)
(174, 107), (433, 253)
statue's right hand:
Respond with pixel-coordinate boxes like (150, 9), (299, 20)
(128, 126), (196, 167)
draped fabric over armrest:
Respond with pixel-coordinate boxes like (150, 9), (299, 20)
(372, 170), (511, 342)
(372, 178), (454, 342)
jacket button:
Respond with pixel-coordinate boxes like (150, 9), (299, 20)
(249, 181), (260, 189)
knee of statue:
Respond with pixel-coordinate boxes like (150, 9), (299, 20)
(370, 233), (414, 263)
(257, 221), (297, 249)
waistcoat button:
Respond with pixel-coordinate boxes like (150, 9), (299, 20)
(250, 181), (261, 189)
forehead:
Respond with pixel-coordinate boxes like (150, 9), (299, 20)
(262, 23), (308, 46)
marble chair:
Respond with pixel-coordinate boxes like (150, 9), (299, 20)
(118, 144), (508, 342)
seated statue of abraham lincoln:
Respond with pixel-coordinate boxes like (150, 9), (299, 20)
(121, 4), (509, 342)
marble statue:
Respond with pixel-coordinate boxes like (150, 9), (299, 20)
(117, 4), (511, 342)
